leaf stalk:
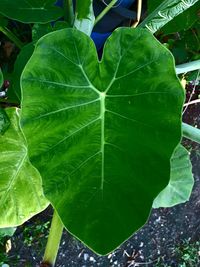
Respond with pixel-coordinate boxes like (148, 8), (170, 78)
(132, 0), (142, 28)
(176, 60), (200, 75)
(64, 0), (74, 25)
(182, 122), (200, 144)
(0, 26), (24, 49)
(41, 210), (64, 267)
(94, 0), (118, 26)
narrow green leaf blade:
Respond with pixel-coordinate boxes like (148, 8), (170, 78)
(74, 0), (95, 35)
(21, 28), (184, 254)
(0, 108), (48, 227)
(153, 145), (194, 208)
(0, 0), (64, 23)
(139, 0), (200, 33)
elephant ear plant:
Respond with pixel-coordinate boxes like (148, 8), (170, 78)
(0, 0), (200, 266)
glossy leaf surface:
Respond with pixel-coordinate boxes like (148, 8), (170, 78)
(153, 145), (194, 208)
(139, 0), (199, 33)
(74, 0), (95, 35)
(0, 0), (64, 23)
(0, 108), (48, 227)
(21, 28), (184, 254)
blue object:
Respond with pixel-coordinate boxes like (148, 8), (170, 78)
(116, 0), (135, 8)
(55, 0), (63, 7)
(91, 32), (111, 50)
(55, 0), (135, 8)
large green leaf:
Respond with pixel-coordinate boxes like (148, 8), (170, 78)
(74, 0), (95, 35)
(0, 108), (48, 228)
(20, 28), (184, 254)
(0, 0), (64, 23)
(139, 0), (199, 33)
(148, 0), (200, 34)
(153, 145), (194, 208)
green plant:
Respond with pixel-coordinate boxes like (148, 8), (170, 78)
(0, 0), (200, 266)
(176, 239), (200, 266)
(154, 239), (200, 267)
(23, 221), (50, 247)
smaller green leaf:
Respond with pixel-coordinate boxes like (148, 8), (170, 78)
(0, 0), (64, 23)
(153, 145), (194, 208)
(0, 109), (10, 135)
(0, 108), (49, 228)
(0, 227), (16, 237)
(74, 0), (95, 35)
(140, 0), (199, 33)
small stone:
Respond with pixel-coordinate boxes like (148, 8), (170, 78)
(89, 256), (96, 263)
(83, 253), (89, 261)
(155, 216), (161, 223)
(139, 242), (144, 247)
(107, 253), (112, 259)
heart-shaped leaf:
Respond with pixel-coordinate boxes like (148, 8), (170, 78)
(20, 28), (184, 254)
(0, 0), (64, 23)
(153, 144), (194, 208)
(0, 108), (48, 227)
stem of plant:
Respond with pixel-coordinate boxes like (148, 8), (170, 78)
(41, 210), (64, 267)
(184, 99), (200, 107)
(176, 60), (200, 75)
(0, 26), (24, 49)
(94, 0), (118, 26)
(132, 0), (142, 28)
(64, 0), (74, 26)
(182, 122), (200, 144)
